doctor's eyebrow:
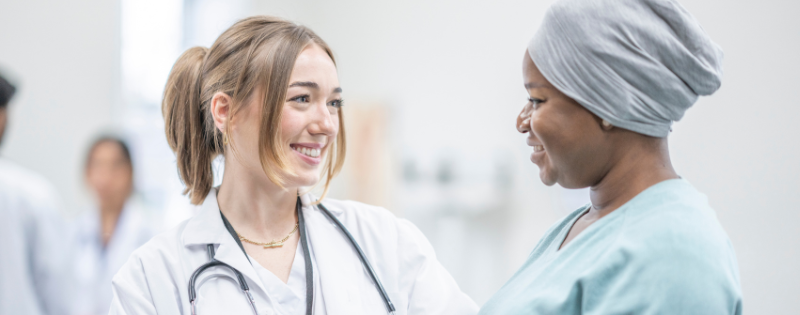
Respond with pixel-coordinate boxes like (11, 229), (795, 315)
(289, 81), (318, 89)
(289, 81), (342, 93)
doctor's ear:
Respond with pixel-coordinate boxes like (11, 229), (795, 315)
(210, 92), (233, 132)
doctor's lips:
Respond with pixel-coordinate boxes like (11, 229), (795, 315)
(290, 143), (323, 158)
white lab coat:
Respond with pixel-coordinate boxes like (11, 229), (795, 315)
(70, 201), (153, 315)
(0, 158), (70, 315)
(109, 188), (478, 315)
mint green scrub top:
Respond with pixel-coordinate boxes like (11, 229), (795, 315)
(480, 179), (742, 314)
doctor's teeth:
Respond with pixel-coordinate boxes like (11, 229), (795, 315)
(293, 146), (320, 158)
(533, 145), (544, 152)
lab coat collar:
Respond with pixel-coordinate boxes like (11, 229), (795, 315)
(181, 188), (227, 247)
(299, 192), (343, 215)
(181, 188), (338, 245)
(182, 188), (354, 312)
(105, 202), (144, 263)
(180, 188), (266, 296)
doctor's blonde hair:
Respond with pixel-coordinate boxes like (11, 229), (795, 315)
(163, 16), (346, 205)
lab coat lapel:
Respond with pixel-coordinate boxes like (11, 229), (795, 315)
(181, 189), (267, 296)
(303, 201), (365, 314)
(105, 203), (140, 274)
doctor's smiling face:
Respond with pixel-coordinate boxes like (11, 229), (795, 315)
(280, 44), (342, 186)
(517, 50), (613, 189)
(217, 43), (342, 189)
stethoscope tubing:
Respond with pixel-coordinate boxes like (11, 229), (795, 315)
(188, 244), (259, 315)
(187, 199), (396, 315)
(316, 203), (396, 314)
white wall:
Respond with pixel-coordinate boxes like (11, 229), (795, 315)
(0, 0), (120, 215)
(671, 1), (800, 313)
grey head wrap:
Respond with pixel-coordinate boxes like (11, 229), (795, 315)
(529, 0), (723, 137)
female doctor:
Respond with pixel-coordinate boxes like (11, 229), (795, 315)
(109, 16), (477, 315)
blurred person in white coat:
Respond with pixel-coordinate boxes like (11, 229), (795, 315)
(69, 136), (153, 315)
(0, 72), (70, 314)
(109, 16), (477, 315)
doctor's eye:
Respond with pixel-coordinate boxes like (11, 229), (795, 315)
(289, 95), (311, 103)
(328, 99), (344, 108)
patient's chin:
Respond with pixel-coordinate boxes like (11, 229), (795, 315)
(539, 169), (557, 187)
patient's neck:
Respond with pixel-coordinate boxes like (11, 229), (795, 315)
(589, 134), (678, 216)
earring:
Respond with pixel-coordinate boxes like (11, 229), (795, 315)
(222, 133), (229, 145)
(601, 120), (613, 129)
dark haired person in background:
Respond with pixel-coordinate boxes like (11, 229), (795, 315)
(0, 72), (70, 314)
(0, 73), (14, 144)
(69, 136), (153, 315)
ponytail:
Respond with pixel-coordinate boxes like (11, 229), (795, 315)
(163, 46), (221, 205)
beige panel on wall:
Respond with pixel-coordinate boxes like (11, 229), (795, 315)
(338, 103), (396, 213)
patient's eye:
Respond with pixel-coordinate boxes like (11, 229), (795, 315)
(528, 97), (544, 109)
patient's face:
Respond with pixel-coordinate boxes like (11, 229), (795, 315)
(517, 51), (612, 188)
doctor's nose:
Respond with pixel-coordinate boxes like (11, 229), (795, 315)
(308, 103), (337, 136)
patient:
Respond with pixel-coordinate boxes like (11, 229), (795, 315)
(480, 0), (742, 313)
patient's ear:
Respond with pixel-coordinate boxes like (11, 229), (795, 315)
(601, 119), (613, 131)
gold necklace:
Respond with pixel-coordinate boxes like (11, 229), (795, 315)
(237, 222), (299, 248)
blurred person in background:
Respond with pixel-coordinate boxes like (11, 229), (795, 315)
(109, 16), (476, 315)
(480, 0), (742, 314)
(0, 72), (70, 314)
(69, 136), (152, 315)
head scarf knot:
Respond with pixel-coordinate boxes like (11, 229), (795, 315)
(529, 0), (723, 137)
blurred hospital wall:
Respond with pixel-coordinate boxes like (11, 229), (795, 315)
(0, 0), (120, 213)
(1, 0), (798, 313)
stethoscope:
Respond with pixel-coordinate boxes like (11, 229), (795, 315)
(187, 197), (396, 315)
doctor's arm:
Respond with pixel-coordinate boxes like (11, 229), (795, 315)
(397, 219), (479, 315)
(108, 255), (159, 315)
